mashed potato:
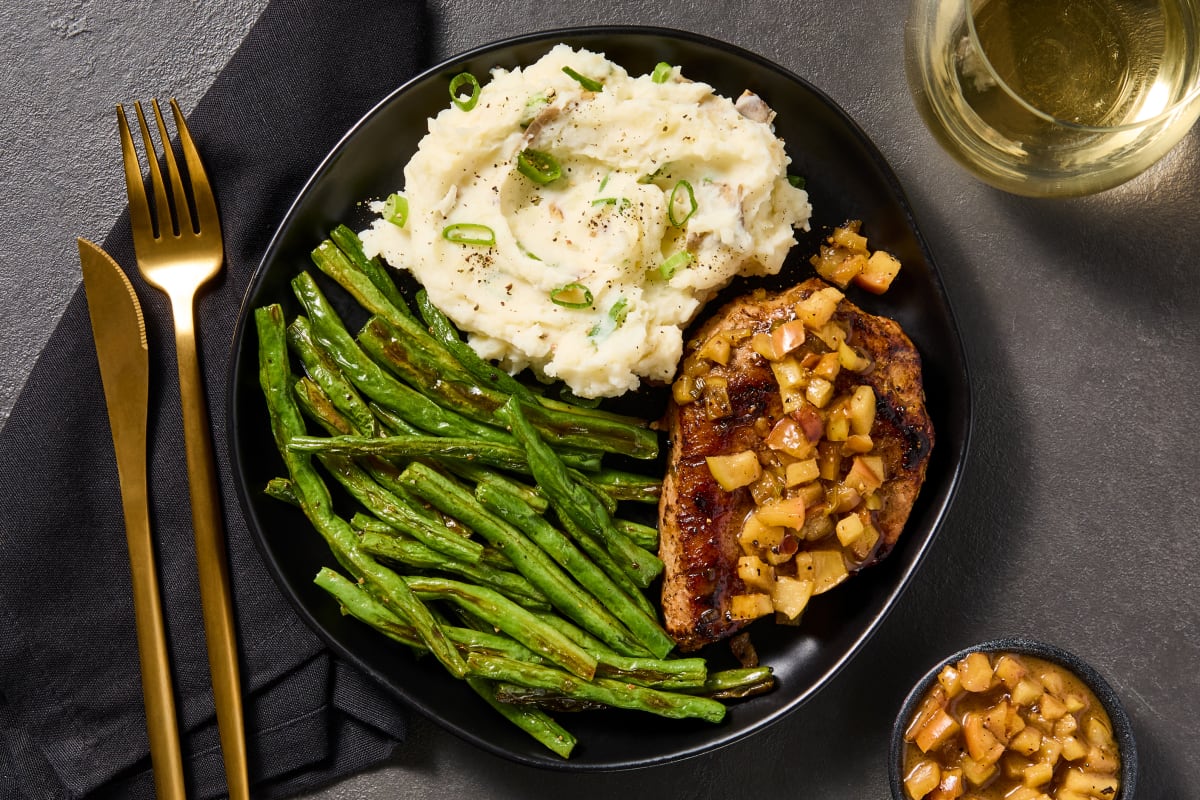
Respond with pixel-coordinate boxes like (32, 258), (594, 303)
(361, 44), (811, 398)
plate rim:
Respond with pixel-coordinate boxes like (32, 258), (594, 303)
(227, 23), (974, 771)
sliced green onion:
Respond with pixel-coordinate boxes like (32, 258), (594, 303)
(668, 180), (698, 227)
(383, 193), (408, 228)
(517, 149), (562, 184)
(658, 251), (693, 279)
(587, 296), (630, 340)
(442, 223), (495, 246)
(549, 282), (594, 309)
(519, 91), (550, 127)
(651, 62), (674, 83)
(449, 72), (481, 111)
(516, 241), (541, 261)
(591, 197), (630, 210)
(638, 163), (670, 184)
(562, 66), (603, 92)
(598, 172), (611, 192)
(788, 174), (807, 189)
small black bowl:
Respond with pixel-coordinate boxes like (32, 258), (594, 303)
(888, 637), (1138, 800)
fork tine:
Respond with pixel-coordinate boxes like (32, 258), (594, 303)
(169, 99), (220, 238)
(131, 102), (172, 241)
(118, 104), (157, 249)
(150, 99), (194, 237)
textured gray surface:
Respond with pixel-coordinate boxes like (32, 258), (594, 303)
(4, 1), (1199, 799)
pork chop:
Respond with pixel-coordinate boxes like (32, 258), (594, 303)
(658, 278), (934, 651)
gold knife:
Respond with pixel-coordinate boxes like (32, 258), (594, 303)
(79, 238), (186, 800)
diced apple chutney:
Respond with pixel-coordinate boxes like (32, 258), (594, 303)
(902, 651), (1121, 800)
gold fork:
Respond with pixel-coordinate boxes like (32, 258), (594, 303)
(118, 99), (250, 800)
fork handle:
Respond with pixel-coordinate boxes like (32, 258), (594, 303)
(172, 298), (251, 800)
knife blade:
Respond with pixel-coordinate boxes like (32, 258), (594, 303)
(79, 238), (186, 800)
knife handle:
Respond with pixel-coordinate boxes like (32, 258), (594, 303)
(171, 300), (250, 800)
(116, 446), (187, 800)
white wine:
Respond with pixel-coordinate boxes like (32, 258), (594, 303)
(906, 0), (1200, 196)
(964, 0), (1194, 132)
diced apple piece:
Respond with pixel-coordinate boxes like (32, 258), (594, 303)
(905, 687), (948, 741)
(1039, 692), (1068, 721)
(937, 665), (964, 699)
(841, 433), (874, 454)
(752, 331), (780, 361)
(770, 355), (806, 390)
(982, 699), (1011, 744)
(1009, 725), (1042, 756)
(835, 513), (865, 546)
(1054, 712), (1079, 738)
(792, 402), (825, 443)
(739, 513), (786, 554)
(794, 287), (844, 330)
(958, 652), (995, 692)
(729, 593), (774, 620)
(706, 450), (761, 491)
(672, 374), (699, 405)
(737, 555), (775, 593)
(1083, 715), (1115, 749)
(696, 332), (732, 365)
(845, 455), (885, 495)
(1037, 667), (1066, 697)
(903, 759), (941, 800)
(785, 459), (820, 486)
(1061, 735), (1088, 761)
(847, 385), (876, 435)
(928, 767), (964, 800)
(1085, 744), (1119, 773)
(847, 522), (879, 561)
(1037, 736), (1063, 767)
(770, 575), (813, 620)
(806, 377), (834, 408)
(770, 319), (807, 358)
(766, 417), (814, 459)
(1060, 768), (1120, 797)
(831, 224), (868, 252)
(838, 341), (872, 372)
(1002, 752), (1033, 780)
(994, 654), (1027, 690)
(755, 496), (808, 529)
(815, 321), (847, 350)
(825, 409), (850, 441)
(1012, 677), (1045, 706)
(1022, 761), (1054, 787)
(1063, 693), (1087, 713)
(812, 351), (841, 381)
(915, 708), (961, 753)
(963, 711), (1004, 765)
(855, 249), (902, 293)
(1006, 702), (1028, 739)
(959, 754), (996, 787)
(808, 549), (849, 594)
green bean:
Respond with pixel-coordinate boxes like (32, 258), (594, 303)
(477, 482), (674, 659)
(358, 316), (659, 459)
(287, 433), (601, 473)
(291, 272), (507, 443)
(256, 304), (466, 678)
(287, 315), (377, 436)
(466, 654), (726, 723)
(467, 677), (577, 758)
(682, 667), (777, 700)
(328, 225), (414, 320)
(496, 397), (663, 588)
(264, 476), (299, 506)
(399, 463), (651, 658)
(315, 567), (543, 662)
(404, 575), (597, 680)
(453, 464), (548, 514)
(529, 613), (700, 688)
(613, 518), (659, 551)
(555, 508), (658, 620)
(357, 530), (549, 611)
(588, 468), (663, 505)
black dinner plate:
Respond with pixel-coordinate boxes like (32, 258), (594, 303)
(227, 26), (972, 770)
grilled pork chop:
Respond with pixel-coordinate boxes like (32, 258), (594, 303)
(658, 278), (934, 651)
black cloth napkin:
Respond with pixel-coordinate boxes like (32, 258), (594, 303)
(0, 1), (431, 797)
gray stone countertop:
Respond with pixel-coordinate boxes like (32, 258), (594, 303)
(4, 1), (1198, 798)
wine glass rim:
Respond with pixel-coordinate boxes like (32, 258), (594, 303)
(962, 0), (1200, 133)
